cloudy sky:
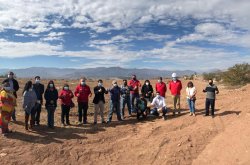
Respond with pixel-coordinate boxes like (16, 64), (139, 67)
(0, 0), (250, 71)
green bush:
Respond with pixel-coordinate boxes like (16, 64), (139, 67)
(202, 72), (222, 81)
(222, 63), (250, 86)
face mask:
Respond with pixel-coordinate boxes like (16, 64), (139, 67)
(8, 75), (13, 79)
(64, 87), (69, 90)
(146, 83), (149, 86)
(98, 83), (103, 87)
(49, 84), (54, 88)
(29, 88), (33, 91)
(113, 84), (118, 87)
(81, 81), (86, 86)
(156, 95), (160, 99)
(172, 77), (177, 81)
(35, 79), (40, 84)
(4, 87), (11, 91)
(158, 80), (162, 83)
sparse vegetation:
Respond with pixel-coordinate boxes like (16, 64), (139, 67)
(202, 72), (222, 82)
(222, 63), (250, 86)
(202, 63), (250, 86)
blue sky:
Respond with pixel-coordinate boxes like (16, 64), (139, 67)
(0, 0), (250, 71)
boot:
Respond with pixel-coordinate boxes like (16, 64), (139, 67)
(30, 119), (34, 129)
(25, 114), (29, 130)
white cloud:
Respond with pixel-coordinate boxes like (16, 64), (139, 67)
(0, 39), (63, 58)
(41, 32), (66, 41)
(0, 0), (249, 35)
(0, 0), (250, 71)
(15, 33), (25, 37)
(174, 22), (250, 48)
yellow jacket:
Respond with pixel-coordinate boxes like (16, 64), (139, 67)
(0, 90), (16, 113)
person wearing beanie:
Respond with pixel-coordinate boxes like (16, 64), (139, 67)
(169, 73), (182, 116)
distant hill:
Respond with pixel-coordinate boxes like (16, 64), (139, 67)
(0, 67), (196, 79)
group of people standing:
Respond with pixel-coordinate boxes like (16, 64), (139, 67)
(0, 71), (219, 135)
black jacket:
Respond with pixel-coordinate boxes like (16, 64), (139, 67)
(33, 83), (45, 103)
(2, 78), (19, 98)
(141, 84), (153, 98)
(93, 86), (108, 104)
(44, 88), (58, 108)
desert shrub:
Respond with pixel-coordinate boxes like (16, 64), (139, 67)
(202, 72), (222, 81)
(222, 63), (250, 86)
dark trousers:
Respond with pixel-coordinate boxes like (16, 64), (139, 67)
(78, 102), (88, 123)
(12, 108), (16, 121)
(61, 105), (70, 124)
(205, 98), (215, 116)
(25, 108), (36, 128)
(35, 103), (42, 124)
(47, 107), (56, 127)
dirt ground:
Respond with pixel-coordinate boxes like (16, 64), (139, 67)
(0, 78), (250, 165)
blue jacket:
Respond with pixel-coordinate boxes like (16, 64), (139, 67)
(109, 86), (121, 102)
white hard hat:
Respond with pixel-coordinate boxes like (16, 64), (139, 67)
(172, 73), (177, 78)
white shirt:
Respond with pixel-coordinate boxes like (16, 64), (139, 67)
(186, 87), (196, 98)
(151, 96), (166, 109)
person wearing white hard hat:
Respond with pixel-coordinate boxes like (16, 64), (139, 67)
(168, 73), (182, 115)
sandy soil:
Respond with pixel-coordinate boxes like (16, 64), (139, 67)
(0, 79), (249, 165)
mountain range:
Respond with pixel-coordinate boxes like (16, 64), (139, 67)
(0, 67), (196, 79)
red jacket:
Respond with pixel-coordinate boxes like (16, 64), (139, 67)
(59, 89), (74, 106)
(128, 79), (141, 94)
(74, 84), (91, 103)
(155, 82), (167, 97)
(168, 80), (182, 96)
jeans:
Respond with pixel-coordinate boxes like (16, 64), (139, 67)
(130, 93), (140, 113)
(150, 107), (167, 116)
(205, 98), (215, 116)
(61, 105), (70, 124)
(47, 107), (55, 127)
(78, 102), (88, 123)
(107, 101), (121, 122)
(35, 103), (42, 124)
(120, 96), (131, 118)
(187, 98), (195, 113)
(94, 101), (105, 123)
